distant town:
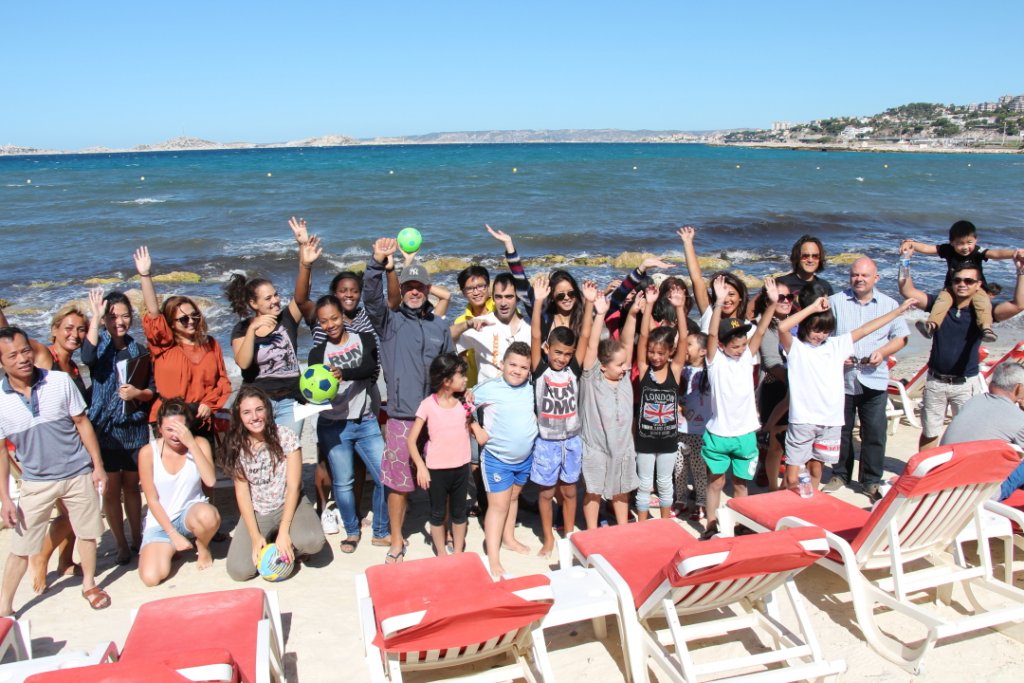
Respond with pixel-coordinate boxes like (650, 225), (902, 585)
(3, 94), (1022, 156)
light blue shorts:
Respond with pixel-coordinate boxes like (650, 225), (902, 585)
(141, 500), (202, 547)
(530, 436), (583, 486)
(481, 450), (532, 494)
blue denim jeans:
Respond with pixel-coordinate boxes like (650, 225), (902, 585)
(271, 397), (304, 437)
(317, 415), (389, 538)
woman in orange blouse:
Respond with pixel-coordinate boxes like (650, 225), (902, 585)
(133, 247), (232, 445)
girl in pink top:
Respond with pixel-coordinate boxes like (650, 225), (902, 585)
(407, 353), (488, 556)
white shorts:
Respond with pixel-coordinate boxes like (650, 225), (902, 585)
(785, 423), (841, 466)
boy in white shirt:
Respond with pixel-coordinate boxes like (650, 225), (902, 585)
(702, 275), (778, 538)
(778, 295), (915, 491)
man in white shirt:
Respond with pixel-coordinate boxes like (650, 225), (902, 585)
(457, 273), (531, 382)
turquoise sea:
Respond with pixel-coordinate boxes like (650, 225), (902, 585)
(1, 143), (1022, 350)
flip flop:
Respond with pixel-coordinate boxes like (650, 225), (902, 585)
(385, 546), (407, 564)
(340, 536), (360, 554)
(82, 586), (111, 610)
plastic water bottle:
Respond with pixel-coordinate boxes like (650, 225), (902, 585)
(797, 466), (813, 499)
(898, 251), (912, 282)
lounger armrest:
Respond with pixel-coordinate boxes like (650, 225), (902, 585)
(983, 499), (1024, 529)
(776, 516), (859, 565)
(354, 575), (388, 683)
(588, 554), (638, 614)
(379, 610), (427, 638)
(89, 641), (119, 664)
(510, 584), (555, 603)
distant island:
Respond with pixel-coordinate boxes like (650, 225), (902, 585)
(3, 94), (1022, 156)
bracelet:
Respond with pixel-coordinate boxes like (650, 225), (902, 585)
(385, 267), (395, 273)
(139, 273), (151, 278)
(1017, 267), (1024, 276)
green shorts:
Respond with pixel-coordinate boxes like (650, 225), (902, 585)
(701, 431), (758, 480)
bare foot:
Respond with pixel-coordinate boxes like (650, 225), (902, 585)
(196, 547), (213, 570)
(57, 561), (82, 577)
(502, 539), (531, 555)
(29, 556), (47, 594)
(537, 542), (554, 558)
(489, 560), (506, 578)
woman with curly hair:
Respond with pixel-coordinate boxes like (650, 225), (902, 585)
(222, 386), (325, 581)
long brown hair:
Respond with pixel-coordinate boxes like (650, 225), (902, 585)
(220, 386), (286, 481)
(162, 295), (209, 347)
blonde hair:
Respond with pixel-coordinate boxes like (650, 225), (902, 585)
(49, 303), (88, 343)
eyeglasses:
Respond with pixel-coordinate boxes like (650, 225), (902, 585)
(463, 283), (487, 293)
(553, 291), (577, 303)
(175, 312), (201, 325)
(952, 277), (979, 285)
(777, 293), (795, 302)
(800, 253), (820, 260)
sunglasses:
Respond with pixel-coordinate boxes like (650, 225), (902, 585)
(175, 312), (201, 325)
(952, 277), (979, 285)
(800, 253), (820, 260)
(553, 291), (577, 303)
(777, 293), (795, 302)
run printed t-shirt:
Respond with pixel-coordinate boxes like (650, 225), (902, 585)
(231, 312), (302, 398)
(636, 367), (679, 453)
(414, 395), (472, 469)
(678, 366), (711, 436)
(936, 243), (988, 287)
(322, 335), (375, 421)
(240, 426), (300, 515)
(472, 377), (538, 464)
(532, 358), (582, 441)
(786, 334), (854, 427)
(0, 369), (93, 482)
(705, 348), (760, 438)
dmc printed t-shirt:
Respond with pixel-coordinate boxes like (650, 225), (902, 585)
(472, 376), (539, 464)
(678, 366), (711, 436)
(532, 358), (582, 441)
(240, 426), (301, 515)
(786, 334), (854, 427)
(414, 395), (472, 469)
(231, 312), (302, 398)
(705, 348), (760, 438)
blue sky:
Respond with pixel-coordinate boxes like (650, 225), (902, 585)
(3, 1), (1021, 149)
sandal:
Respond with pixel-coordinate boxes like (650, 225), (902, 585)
(370, 535), (392, 547)
(700, 520), (720, 541)
(340, 536), (360, 554)
(385, 546), (407, 564)
(82, 586), (111, 610)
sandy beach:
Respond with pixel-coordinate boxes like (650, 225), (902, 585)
(3, 332), (1023, 682)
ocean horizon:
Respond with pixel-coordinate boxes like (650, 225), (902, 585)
(2, 143), (1022, 354)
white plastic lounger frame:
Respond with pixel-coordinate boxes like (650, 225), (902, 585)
(0, 617), (31, 663)
(355, 557), (554, 683)
(718, 450), (1024, 674)
(0, 641), (118, 682)
(587, 536), (844, 683)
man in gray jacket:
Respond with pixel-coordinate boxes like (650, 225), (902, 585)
(364, 237), (454, 563)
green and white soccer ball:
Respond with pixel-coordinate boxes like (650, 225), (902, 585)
(300, 364), (339, 404)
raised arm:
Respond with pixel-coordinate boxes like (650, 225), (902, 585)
(619, 292), (642, 363)
(133, 246), (160, 317)
(897, 265), (929, 310)
(851, 298), (916, 343)
(487, 224), (533, 317)
(364, 238), (397, 335)
(899, 239), (939, 256)
(985, 247), (1018, 260)
(292, 231), (321, 323)
(636, 288), (656, 375)
(668, 287), (689, 379)
(748, 277), (777, 356)
(608, 256), (674, 313)
(678, 226), (709, 313)
(530, 275), (550, 371)
(577, 280), (598, 365)
(84, 287), (104, 353)
(430, 284), (452, 317)
(778, 296), (828, 353)
(584, 295), (609, 370)
(994, 249), (1024, 322)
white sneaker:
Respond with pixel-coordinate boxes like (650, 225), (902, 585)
(321, 508), (340, 535)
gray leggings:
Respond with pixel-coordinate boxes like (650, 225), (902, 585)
(226, 497), (326, 581)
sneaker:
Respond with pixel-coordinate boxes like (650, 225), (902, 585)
(823, 476), (846, 493)
(982, 328), (998, 343)
(321, 508), (340, 535)
(914, 320), (935, 339)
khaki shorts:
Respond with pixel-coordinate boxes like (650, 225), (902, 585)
(920, 377), (974, 440)
(12, 472), (104, 556)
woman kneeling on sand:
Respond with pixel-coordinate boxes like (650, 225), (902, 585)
(222, 386), (325, 581)
(137, 399), (221, 586)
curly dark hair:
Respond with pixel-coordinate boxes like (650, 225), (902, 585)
(220, 386), (286, 482)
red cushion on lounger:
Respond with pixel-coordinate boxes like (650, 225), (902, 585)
(662, 526), (827, 592)
(24, 659), (224, 683)
(890, 441), (1018, 498)
(0, 617), (13, 644)
(366, 553), (551, 653)
(1004, 489), (1024, 512)
(728, 489), (869, 552)
(119, 588), (266, 683)
(571, 519), (698, 607)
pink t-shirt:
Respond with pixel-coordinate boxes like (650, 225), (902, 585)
(414, 394), (472, 470)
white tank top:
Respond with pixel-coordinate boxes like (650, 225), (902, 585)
(143, 438), (207, 532)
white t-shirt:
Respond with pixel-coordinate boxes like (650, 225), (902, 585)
(786, 334), (854, 426)
(706, 348), (760, 437)
(457, 314), (531, 383)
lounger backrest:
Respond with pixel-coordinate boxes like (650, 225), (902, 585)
(366, 554), (552, 660)
(638, 527), (828, 618)
(850, 440), (1019, 570)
